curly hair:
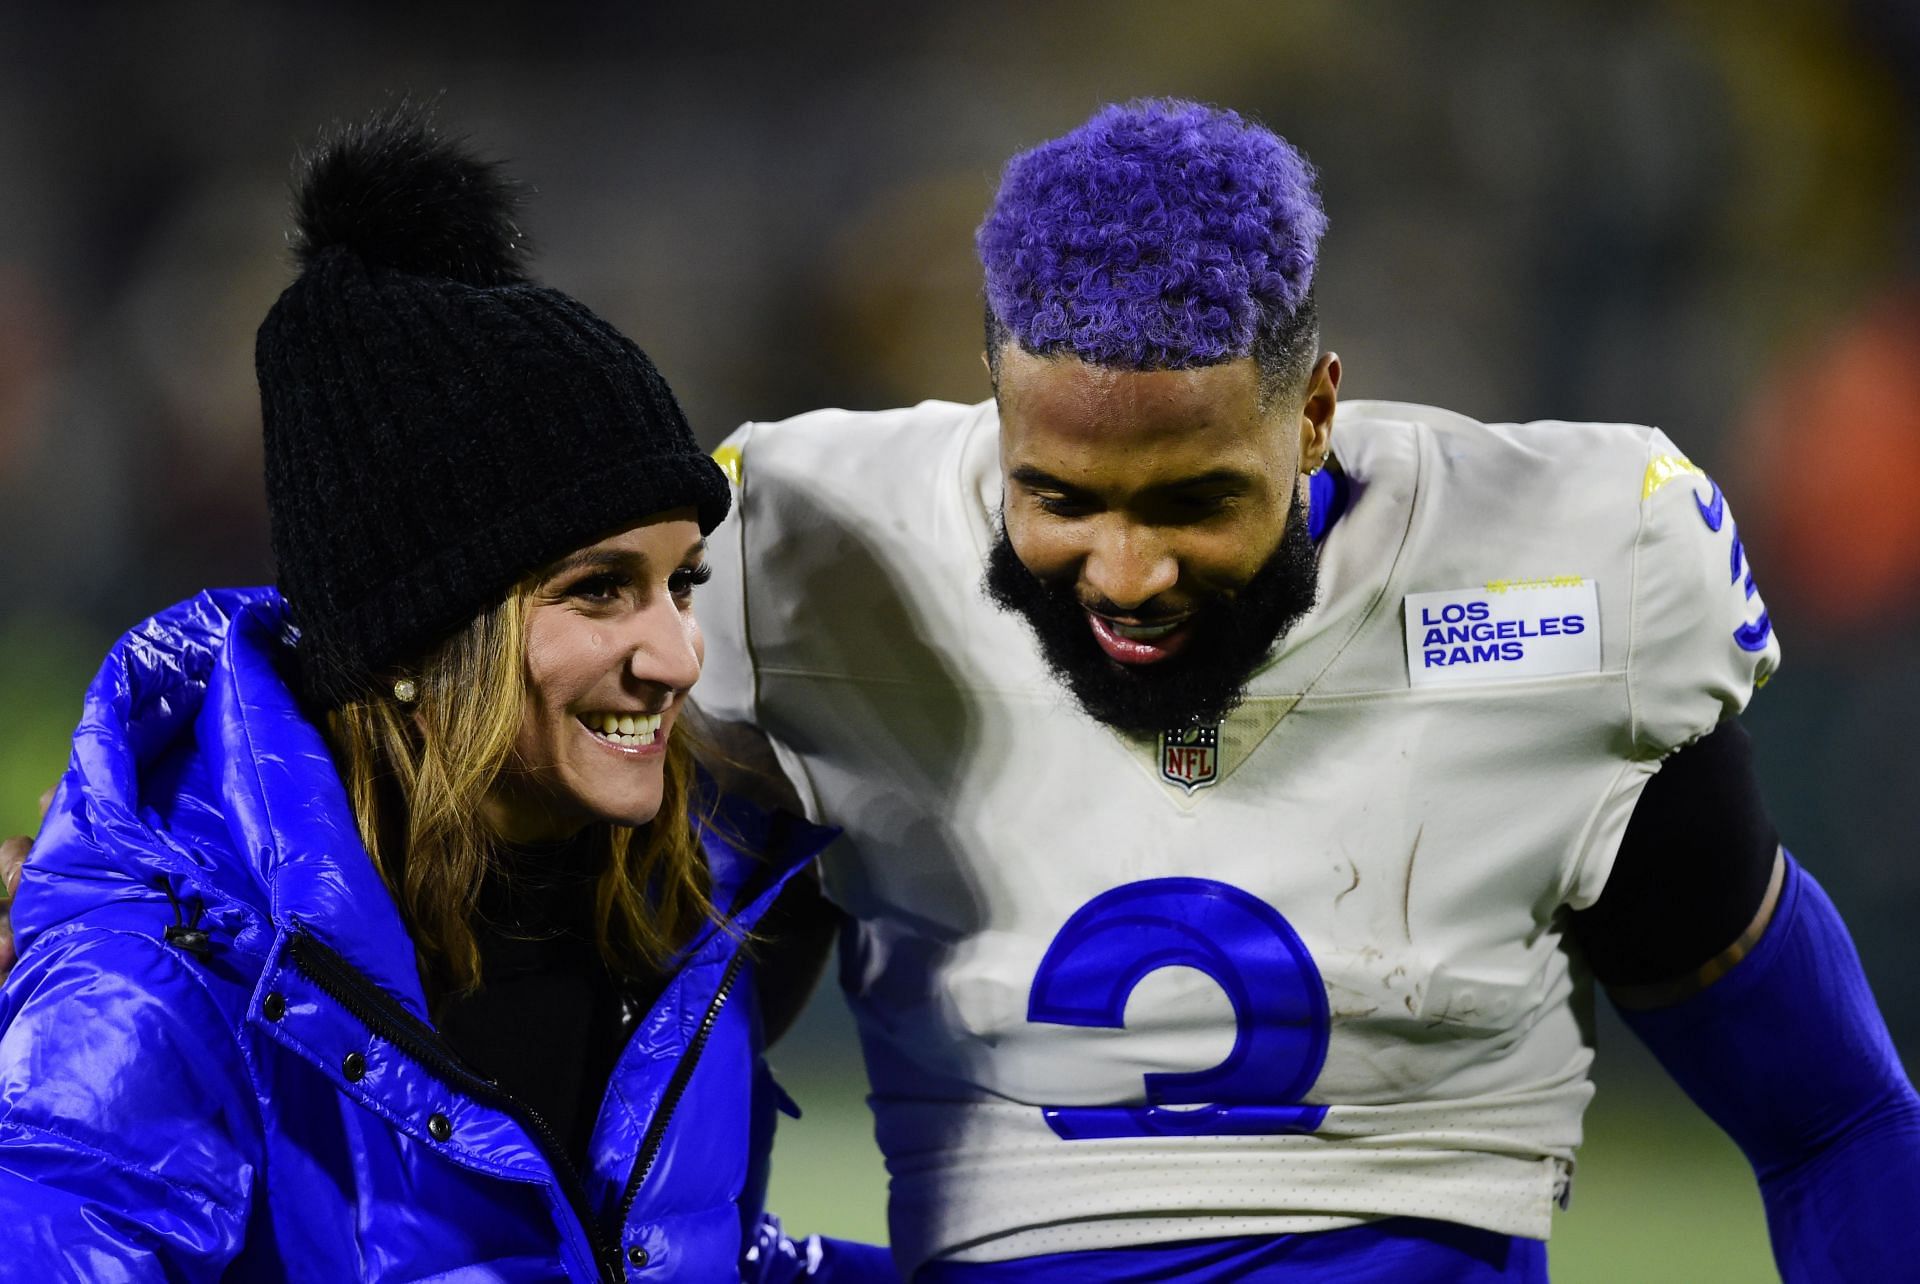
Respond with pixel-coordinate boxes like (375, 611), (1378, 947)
(977, 99), (1327, 400)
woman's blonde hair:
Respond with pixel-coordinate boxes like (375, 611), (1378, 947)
(324, 583), (714, 995)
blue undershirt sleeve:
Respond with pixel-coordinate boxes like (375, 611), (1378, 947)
(1617, 854), (1920, 1281)
(742, 1214), (895, 1283)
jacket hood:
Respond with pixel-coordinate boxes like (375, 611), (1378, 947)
(20, 588), (429, 1014)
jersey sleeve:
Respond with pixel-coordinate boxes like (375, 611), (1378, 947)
(692, 424), (823, 819)
(693, 423), (758, 727)
(1626, 428), (1781, 759)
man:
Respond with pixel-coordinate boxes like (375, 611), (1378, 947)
(690, 101), (1920, 1279)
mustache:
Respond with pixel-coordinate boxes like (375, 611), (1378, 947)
(1079, 603), (1191, 624)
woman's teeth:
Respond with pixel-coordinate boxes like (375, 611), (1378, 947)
(585, 712), (662, 746)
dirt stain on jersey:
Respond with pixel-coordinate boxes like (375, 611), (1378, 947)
(1334, 857), (1361, 908)
(1400, 825), (1423, 943)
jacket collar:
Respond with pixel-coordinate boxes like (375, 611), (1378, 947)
(209, 593), (433, 1017)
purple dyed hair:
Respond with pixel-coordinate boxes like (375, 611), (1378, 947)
(977, 99), (1326, 373)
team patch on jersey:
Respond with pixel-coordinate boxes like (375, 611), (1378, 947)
(1159, 724), (1220, 792)
(1404, 580), (1601, 687)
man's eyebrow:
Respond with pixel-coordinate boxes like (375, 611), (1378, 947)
(1008, 465), (1254, 494)
(1008, 464), (1082, 492)
(1149, 469), (1254, 493)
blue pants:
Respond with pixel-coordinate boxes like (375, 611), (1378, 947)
(913, 1218), (1547, 1282)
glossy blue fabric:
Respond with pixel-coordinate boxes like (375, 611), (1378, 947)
(0, 588), (884, 1283)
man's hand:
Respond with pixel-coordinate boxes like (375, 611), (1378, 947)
(0, 787), (52, 982)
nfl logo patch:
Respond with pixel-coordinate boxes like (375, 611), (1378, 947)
(1159, 724), (1220, 793)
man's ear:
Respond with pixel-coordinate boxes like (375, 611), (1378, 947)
(1298, 351), (1341, 470)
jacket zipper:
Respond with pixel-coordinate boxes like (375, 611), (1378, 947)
(599, 820), (794, 1276)
(287, 932), (623, 1283)
(610, 947), (749, 1271)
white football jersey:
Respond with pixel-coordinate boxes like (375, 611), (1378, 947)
(695, 398), (1779, 1269)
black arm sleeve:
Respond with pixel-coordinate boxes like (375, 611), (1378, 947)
(1569, 717), (1779, 987)
(749, 861), (841, 1047)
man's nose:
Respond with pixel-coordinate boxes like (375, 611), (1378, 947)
(1082, 523), (1178, 611)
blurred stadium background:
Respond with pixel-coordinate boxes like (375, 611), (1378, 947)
(4, 2), (1918, 1278)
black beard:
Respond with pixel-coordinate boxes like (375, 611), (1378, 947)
(983, 489), (1322, 736)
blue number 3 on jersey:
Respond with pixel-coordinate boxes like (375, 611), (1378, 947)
(1027, 878), (1331, 1140)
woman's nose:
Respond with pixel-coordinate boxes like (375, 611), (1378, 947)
(628, 603), (703, 693)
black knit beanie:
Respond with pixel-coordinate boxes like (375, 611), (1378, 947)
(255, 107), (730, 708)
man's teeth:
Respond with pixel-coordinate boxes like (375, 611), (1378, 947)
(586, 712), (663, 746)
(1107, 618), (1185, 641)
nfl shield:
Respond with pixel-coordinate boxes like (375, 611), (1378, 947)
(1159, 724), (1220, 793)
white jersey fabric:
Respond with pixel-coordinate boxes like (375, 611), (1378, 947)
(695, 398), (1779, 1269)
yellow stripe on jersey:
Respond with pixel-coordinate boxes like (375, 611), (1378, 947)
(1641, 451), (1704, 500)
(1485, 575), (1585, 594)
(712, 443), (743, 488)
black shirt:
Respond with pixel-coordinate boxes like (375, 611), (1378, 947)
(434, 837), (661, 1173)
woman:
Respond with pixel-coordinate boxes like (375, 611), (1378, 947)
(0, 110), (885, 1283)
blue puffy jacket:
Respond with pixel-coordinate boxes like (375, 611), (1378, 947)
(0, 589), (891, 1283)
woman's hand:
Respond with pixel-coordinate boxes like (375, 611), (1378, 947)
(0, 787), (52, 982)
